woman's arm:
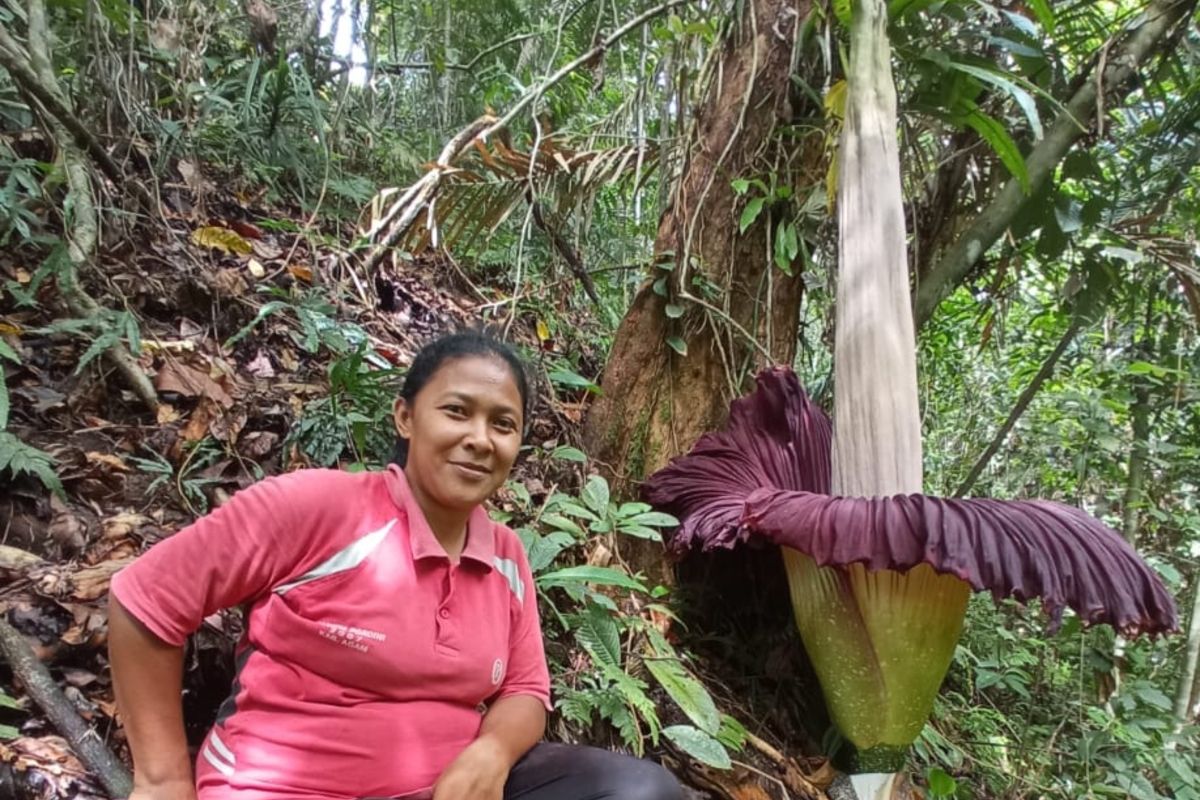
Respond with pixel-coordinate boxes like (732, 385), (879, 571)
(108, 596), (196, 800)
(432, 695), (546, 800)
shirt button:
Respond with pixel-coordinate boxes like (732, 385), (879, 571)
(439, 609), (450, 619)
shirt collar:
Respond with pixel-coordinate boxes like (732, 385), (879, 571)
(385, 465), (496, 569)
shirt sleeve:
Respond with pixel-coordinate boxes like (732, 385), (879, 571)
(109, 469), (341, 646)
(493, 536), (552, 710)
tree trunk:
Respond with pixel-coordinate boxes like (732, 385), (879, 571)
(1174, 578), (1200, 729)
(585, 0), (810, 510)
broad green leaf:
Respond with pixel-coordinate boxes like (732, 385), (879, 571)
(0, 723), (18, 740)
(666, 336), (688, 356)
(1026, 0), (1055, 31)
(628, 511), (680, 528)
(731, 178), (750, 195)
(541, 513), (585, 537)
(0, 339), (18, 363)
(948, 62), (1043, 140)
(664, 303), (685, 319)
(739, 197), (765, 234)
(663, 725), (732, 769)
(575, 603), (622, 668)
(645, 656), (721, 734)
(581, 475), (610, 516)
(0, 689), (19, 709)
(550, 446), (588, 463)
(926, 767), (958, 797)
(616, 502), (653, 517)
(962, 109), (1029, 193)
(1135, 686), (1173, 711)
(547, 369), (601, 394)
(537, 566), (647, 593)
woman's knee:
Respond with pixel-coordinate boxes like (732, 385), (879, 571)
(606, 756), (682, 800)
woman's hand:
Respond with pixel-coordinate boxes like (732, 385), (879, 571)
(431, 737), (510, 800)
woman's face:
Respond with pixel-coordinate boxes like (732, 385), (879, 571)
(393, 355), (524, 513)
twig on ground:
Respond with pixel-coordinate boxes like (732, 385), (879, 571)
(0, 618), (134, 798)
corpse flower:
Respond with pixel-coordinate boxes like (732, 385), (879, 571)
(644, 367), (1178, 791)
(643, 0), (1177, 794)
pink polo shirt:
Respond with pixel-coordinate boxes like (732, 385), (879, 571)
(110, 466), (550, 800)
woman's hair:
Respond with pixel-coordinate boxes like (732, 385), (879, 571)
(390, 330), (531, 467)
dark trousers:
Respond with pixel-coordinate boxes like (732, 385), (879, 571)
(366, 743), (681, 800)
(504, 743), (681, 800)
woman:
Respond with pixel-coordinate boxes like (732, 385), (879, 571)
(108, 331), (682, 800)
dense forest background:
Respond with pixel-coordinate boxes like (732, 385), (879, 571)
(0, 0), (1197, 797)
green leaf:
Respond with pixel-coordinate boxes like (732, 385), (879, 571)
(627, 511), (679, 528)
(1135, 685), (1173, 711)
(731, 178), (750, 195)
(548, 368), (601, 394)
(0, 723), (18, 741)
(1026, 0), (1055, 32)
(948, 62), (1043, 140)
(581, 475), (611, 516)
(645, 656), (721, 734)
(76, 329), (120, 374)
(550, 446), (588, 463)
(926, 767), (958, 797)
(1053, 195), (1083, 233)
(663, 725), (732, 769)
(739, 197), (765, 234)
(666, 336), (688, 356)
(537, 566), (647, 594)
(226, 300), (288, 348)
(0, 338), (18, 363)
(575, 603), (622, 668)
(962, 109), (1029, 193)
(664, 303), (685, 319)
(0, 371), (8, 430)
(542, 513), (586, 538)
(0, 689), (19, 709)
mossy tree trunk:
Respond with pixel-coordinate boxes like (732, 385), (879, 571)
(585, 0), (812, 580)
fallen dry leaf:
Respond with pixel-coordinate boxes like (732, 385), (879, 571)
(48, 497), (87, 555)
(69, 557), (134, 601)
(156, 402), (182, 424)
(209, 407), (248, 444)
(244, 349), (275, 378)
(102, 512), (153, 541)
(247, 258), (266, 278)
(85, 452), (130, 472)
(155, 359), (235, 408)
(212, 267), (249, 298)
(237, 430), (279, 459)
(287, 263), (313, 283)
(0, 544), (45, 574)
(181, 397), (218, 443)
(190, 225), (253, 256)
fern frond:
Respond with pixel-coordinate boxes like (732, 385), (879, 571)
(0, 431), (64, 498)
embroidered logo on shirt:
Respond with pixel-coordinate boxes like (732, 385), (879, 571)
(491, 658), (505, 685)
(318, 622), (388, 653)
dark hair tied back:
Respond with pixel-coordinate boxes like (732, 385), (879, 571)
(390, 329), (530, 467)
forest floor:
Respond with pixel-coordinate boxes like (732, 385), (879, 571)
(0, 165), (834, 799)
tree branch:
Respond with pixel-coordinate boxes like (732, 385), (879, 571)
(528, 196), (600, 304)
(0, 24), (155, 213)
(0, 617), (134, 798)
(954, 318), (1081, 497)
(913, 0), (1196, 329)
(8, 0), (159, 414)
(362, 0), (693, 269)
